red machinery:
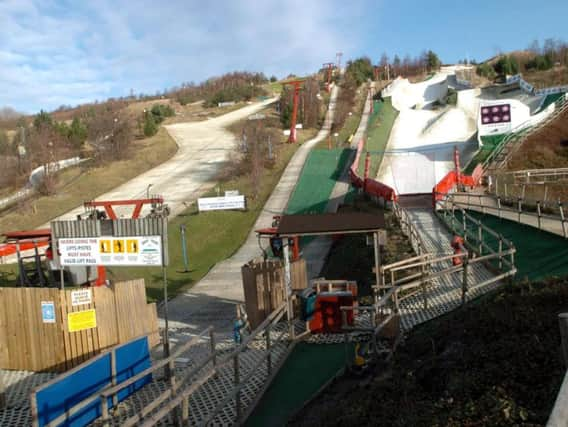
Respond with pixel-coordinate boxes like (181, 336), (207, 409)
(306, 281), (358, 334)
(282, 80), (303, 144)
(255, 216), (300, 261)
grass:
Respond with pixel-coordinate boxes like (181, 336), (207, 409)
(359, 98), (398, 178)
(0, 127), (178, 233)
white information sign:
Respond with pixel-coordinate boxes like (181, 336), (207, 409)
(71, 289), (92, 306)
(58, 236), (162, 266)
(197, 195), (246, 212)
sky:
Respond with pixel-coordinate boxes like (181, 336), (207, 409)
(1, 0), (568, 114)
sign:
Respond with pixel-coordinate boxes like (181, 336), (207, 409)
(59, 236), (162, 266)
(68, 309), (97, 333)
(224, 190), (240, 197)
(41, 301), (56, 324)
(71, 289), (92, 307)
(248, 113), (266, 120)
(197, 195), (246, 212)
(479, 102), (512, 135)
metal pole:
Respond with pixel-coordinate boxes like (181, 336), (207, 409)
(559, 313), (568, 368)
(537, 201), (542, 229)
(283, 243), (294, 339)
(180, 225), (189, 272)
(163, 266), (171, 378)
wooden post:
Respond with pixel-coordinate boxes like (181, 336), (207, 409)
(477, 221), (483, 255)
(181, 397), (190, 425)
(537, 201), (542, 229)
(111, 349), (118, 407)
(559, 202), (567, 238)
(233, 354), (242, 422)
(209, 329), (217, 374)
(498, 238), (503, 270)
(461, 253), (469, 305)
(0, 375), (5, 410)
(342, 311), (349, 367)
(266, 325), (272, 375)
(544, 185), (548, 208)
(559, 313), (568, 368)
(497, 196), (502, 219)
(517, 197), (522, 223)
(504, 182), (508, 198)
(373, 231), (381, 293)
(479, 194), (485, 214)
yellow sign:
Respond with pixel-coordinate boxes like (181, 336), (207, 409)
(99, 240), (111, 254)
(113, 239), (124, 253)
(126, 239), (138, 254)
(68, 309), (97, 333)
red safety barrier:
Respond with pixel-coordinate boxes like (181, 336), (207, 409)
(364, 178), (398, 201)
(348, 138), (398, 202)
(0, 241), (49, 257)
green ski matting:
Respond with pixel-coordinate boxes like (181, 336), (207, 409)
(449, 210), (568, 281)
(285, 148), (353, 215)
(537, 92), (565, 113)
(246, 342), (353, 427)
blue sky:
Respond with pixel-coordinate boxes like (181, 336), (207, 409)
(1, 0), (568, 113)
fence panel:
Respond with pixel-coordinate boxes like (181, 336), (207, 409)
(0, 279), (158, 372)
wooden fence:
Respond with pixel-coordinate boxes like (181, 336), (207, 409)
(0, 279), (159, 372)
(241, 259), (307, 329)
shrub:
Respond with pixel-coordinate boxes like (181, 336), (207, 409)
(150, 104), (175, 123)
(143, 114), (158, 137)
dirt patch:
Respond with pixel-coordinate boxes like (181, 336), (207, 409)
(508, 107), (568, 171)
(290, 279), (568, 426)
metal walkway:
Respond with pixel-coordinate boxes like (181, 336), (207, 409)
(397, 208), (503, 331)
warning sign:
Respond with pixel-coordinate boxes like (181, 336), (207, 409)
(68, 309), (97, 332)
(71, 289), (92, 307)
(99, 240), (111, 254)
(113, 239), (124, 253)
(126, 239), (138, 253)
(59, 236), (162, 266)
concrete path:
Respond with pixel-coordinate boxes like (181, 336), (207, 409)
(46, 98), (277, 223)
(163, 85), (340, 334)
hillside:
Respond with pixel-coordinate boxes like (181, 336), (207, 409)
(291, 279), (568, 427)
(507, 106), (568, 171)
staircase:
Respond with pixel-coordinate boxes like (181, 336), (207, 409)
(484, 94), (568, 173)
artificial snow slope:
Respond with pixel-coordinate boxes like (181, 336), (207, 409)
(378, 68), (479, 194)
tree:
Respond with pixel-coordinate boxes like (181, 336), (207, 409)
(426, 50), (441, 71)
(393, 55), (401, 76)
(0, 130), (8, 155)
(68, 117), (88, 148)
(346, 57), (374, 85)
(270, 75), (278, 82)
(33, 110), (53, 130)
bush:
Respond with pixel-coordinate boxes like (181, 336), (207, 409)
(150, 104), (175, 123)
(270, 75), (278, 82)
(476, 63), (497, 80)
(346, 57), (373, 86)
(143, 114), (158, 137)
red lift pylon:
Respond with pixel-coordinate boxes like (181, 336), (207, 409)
(283, 80), (303, 143)
(323, 62), (334, 92)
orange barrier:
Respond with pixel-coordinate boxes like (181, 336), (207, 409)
(0, 241), (49, 257)
(348, 138), (398, 202)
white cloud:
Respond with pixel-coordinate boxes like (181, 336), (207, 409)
(0, 0), (370, 113)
